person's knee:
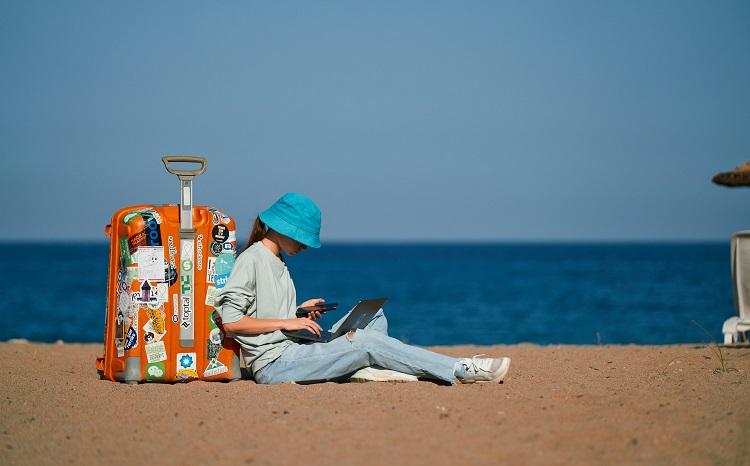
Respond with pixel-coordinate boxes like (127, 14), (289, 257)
(376, 308), (388, 324)
(368, 308), (389, 333)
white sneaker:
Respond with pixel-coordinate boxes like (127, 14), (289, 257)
(457, 355), (511, 384)
(349, 366), (419, 383)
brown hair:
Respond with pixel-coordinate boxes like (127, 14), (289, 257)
(244, 216), (267, 251)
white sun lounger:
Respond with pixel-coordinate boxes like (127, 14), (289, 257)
(724, 231), (750, 344)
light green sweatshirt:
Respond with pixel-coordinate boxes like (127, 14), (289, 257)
(214, 241), (296, 373)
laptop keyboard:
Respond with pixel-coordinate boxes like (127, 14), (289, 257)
(285, 329), (335, 342)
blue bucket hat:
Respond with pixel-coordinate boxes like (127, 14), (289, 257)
(259, 192), (322, 248)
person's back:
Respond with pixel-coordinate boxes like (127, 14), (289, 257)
(215, 241), (297, 374)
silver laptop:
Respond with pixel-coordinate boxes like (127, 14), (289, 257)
(283, 298), (387, 342)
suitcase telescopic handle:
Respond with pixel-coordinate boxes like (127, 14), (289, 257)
(162, 156), (204, 347)
(161, 156), (208, 176)
(161, 155), (206, 233)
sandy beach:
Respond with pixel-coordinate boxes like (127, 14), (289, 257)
(1, 342), (748, 466)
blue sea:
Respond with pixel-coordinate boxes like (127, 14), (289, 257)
(0, 242), (734, 345)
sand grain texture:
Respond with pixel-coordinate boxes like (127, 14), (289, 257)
(1, 343), (748, 466)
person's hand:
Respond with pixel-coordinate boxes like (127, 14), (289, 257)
(298, 298), (325, 319)
(282, 317), (323, 336)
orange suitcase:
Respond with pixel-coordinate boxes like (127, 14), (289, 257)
(96, 156), (241, 383)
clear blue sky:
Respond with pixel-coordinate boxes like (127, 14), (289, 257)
(1, 1), (748, 241)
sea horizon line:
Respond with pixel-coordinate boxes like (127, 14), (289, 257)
(0, 238), (729, 246)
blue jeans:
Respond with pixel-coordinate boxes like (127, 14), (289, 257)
(254, 309), (459, 384)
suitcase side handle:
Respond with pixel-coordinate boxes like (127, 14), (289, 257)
(161, 156), (208, 176)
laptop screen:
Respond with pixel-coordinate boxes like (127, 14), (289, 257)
(333, 298), (387, 337)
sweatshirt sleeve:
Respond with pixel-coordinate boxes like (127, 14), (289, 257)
(214, 252), (256, 324)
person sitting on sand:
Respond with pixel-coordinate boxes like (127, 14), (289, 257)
(214, 192), (511, 384)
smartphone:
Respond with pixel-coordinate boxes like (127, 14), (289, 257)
(296, 302), (338, 317)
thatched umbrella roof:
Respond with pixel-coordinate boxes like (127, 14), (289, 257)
(713, 162), (750, 187)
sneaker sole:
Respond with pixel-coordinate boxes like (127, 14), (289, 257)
(349, 376), (416, 383)
(349, 368), (419, 383)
